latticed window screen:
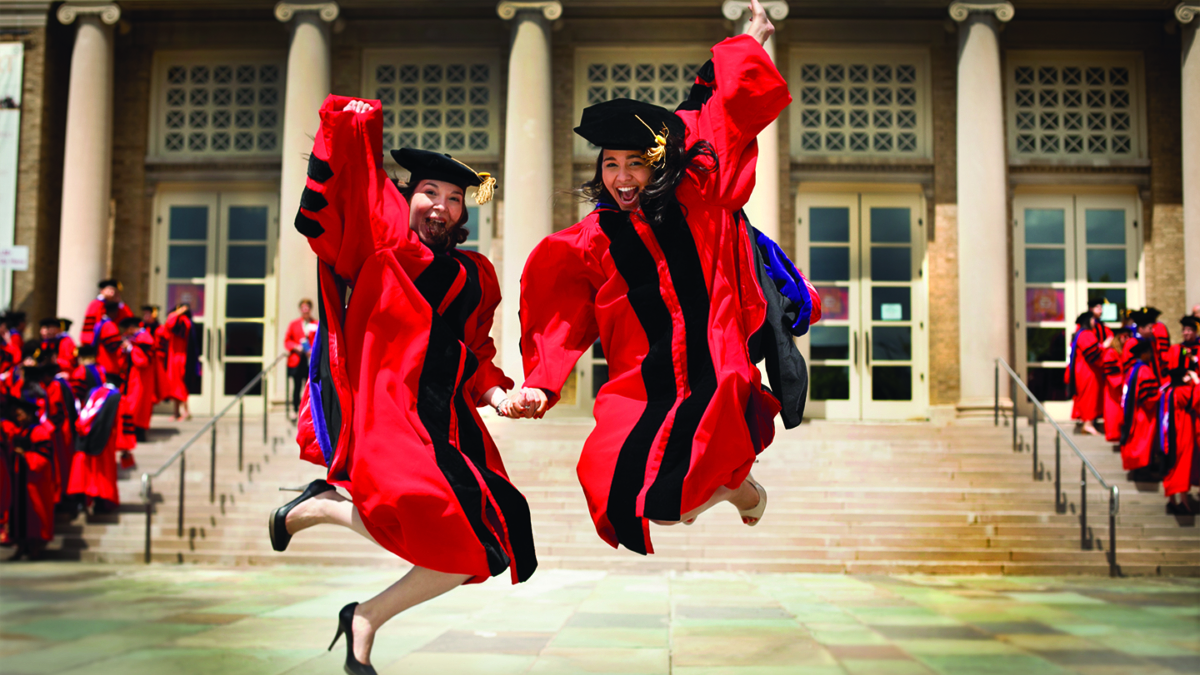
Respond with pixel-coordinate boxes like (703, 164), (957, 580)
(1006, 55), (1143, 160)
(574, 47), (712, 157)
(365, 50), (501, 157)
(789, 52), (929, 158)
(152, 54), (286, 159)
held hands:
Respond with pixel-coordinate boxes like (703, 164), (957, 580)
(744, 0), (775, 46)
(342, 99), (372, 114)
(495, 388), (548, 419)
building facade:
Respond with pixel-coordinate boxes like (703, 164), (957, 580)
(0, 0), (1195, 420)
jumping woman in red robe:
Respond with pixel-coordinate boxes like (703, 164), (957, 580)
(516, 1), (817, 554)
(268, 100), (534, 674)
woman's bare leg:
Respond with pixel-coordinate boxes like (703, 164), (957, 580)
(350, 566), (470, 664)
(284, 490), (377, 544)
(650, 479), (761, 526)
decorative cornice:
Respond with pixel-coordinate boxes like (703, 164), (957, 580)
(1177, 3), (1200, 23)
(496, 1), (562, 21)
(948, 1), (1014, 23)
(721, 1), (789, 22)
(56, 2), (121, 26)
(0, 2), (52, 29)
(274, 2), (339, 23)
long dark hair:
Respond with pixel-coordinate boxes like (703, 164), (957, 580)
(394, 179), (471, 248)
(578, 131), (718, 228)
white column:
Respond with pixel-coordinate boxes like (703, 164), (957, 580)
(950, 2), (1013, 410)
(275, 2), (336, 401)
(497, 1), (560, 380)
(722, 0), (788, 241)
(54, 3), (120, 331)
(1179, 3), (1200, 312)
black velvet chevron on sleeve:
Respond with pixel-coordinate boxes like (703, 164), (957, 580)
(674, 59), (715, 113)
(294, 154), (334, 238)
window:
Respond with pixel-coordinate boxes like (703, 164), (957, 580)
(1006, 53), (1144, 162)
(789, 50), (930, 159)
(150, 52), (286, 160)
(574, 47), (712, 158)
(364, 50), (501, 158)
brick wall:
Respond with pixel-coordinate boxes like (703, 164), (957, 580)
(927, 33), (960, 407)
(1142, 44), (1185, 341)
(110, 35), (152, 315)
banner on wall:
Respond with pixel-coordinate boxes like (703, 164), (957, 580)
(0, 42), (24, 311)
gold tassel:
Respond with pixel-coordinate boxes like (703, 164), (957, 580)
(475, 172), (496, 205)
(635, 114), (668, 168)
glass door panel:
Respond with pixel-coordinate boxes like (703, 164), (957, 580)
(214, 194), (278, 413)
(798, 193), (861, 419)
(1014, 195), (1074, 410)
(1075, 195), (1138, 325)
(861, 195), (925, 419)
(158, 193), (218, 415)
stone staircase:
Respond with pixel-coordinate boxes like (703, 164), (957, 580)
(15, 410), (1200, 575)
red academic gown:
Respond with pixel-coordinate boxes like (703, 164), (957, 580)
(1120, 361), (1161, 472)
(81, 298), (132, 346)
(291, 94), (535, 584)
(152, 323), (170, 402)
(160, 314), (192, 403)
(122, 328), (156, 431)
(1066, 326), (1104, 422)
(68, 384), (122, 504)
(92, 316), (122, 376)
(39, 335), (77, 374)
(1, 420), (58, 545)
(45, 376), (77, 497)
(1100, 345), (1129, 442)
(1158, 381), (1200, 499)
(519, 36), (797, 555)
(285, 318), (319, 369)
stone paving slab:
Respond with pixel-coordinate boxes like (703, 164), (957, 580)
(0, 563), (1197, 675)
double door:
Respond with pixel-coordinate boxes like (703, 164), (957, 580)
(153, 190), (279, 415)
(797, 191), (928, 420)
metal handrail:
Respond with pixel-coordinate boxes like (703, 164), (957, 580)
(139, 351), (290, 563)
(994, 357), (1120, 576)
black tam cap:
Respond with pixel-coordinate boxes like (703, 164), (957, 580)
(39, 317), (59, 328)
(118, 317), (141, 330)
(21, 342), (39, 359)
(1087, 296), (1106, 308)
(573, 98), (685, 153)
(77, 344), (97, 358)
(1130, 338), (1154, 357)
(58, 318), (73, 332)
(141, 305), (159, 313)
(1180, 316), (1199, 331)
(5, 311), (25, 325)
(389, 148), (496, 205)
(1128, 310), (1154, 328)
(98, 279), (120, 290)
(1075, 312), (1093, 326)
(2, 394), (39, 420)
(1111, 326), (1133, 336)
(1140, 306), (1162, 322)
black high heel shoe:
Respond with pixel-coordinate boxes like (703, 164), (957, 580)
(329, 602), (377, 675)
(268, 479), (334, 552)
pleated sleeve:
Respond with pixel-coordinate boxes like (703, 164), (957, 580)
(519, 223), (606, 408)
(294, 95), (420, 282)
(675, 35), (792, 211)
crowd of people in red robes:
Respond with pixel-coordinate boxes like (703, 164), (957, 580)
(1067, 302), (1200, 515)
(0, 278), (199, 559)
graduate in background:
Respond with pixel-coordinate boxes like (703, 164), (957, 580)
(1164, 316), (1199, 374)
(1121, 339), (1163, 481)
(1158, 366), (1200, 515)
(160, 303), (196, 421)
(91, 301), (124, 376)
(69, 345), (105, 404)
(30, 363), (78, 513)
(110, 318), (145, 467)
(1066, 312), (1105, 436)
(68, 372), (123, 514)
(1099, 326), (1133, 444)
(81, 280), (132, 345)
(283, 298), (318, 416)
(38, 318), (77, 373)
(118, 317), (156, 445)
(1087, 297), (1113, 343)
(4, 312), (26, 355)
(0, 394), (57, 559)
(141, 306), (167, 404)
(1128, 309), (1165, 383)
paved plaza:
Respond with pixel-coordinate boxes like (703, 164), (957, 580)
(0, 563), (1197, 675)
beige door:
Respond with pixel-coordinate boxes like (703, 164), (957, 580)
(796, 190), (929, 420)
(153, 190), (279, 415)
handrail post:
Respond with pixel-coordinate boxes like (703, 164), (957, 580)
(994, 360), (999, 426)
(209, 423), (216, 503)
(238, 399), (244, 472)
(177, 453), (186, 538)
(142, 474), (152, 564)
(1011, 377), (1018, 451)
(1080, 463), (1088, 550)
(1109, 486), (1119, 577)
(263, 372), (269, 444)
(1055, 434), (1062, 513)
(1031, 406), (1038, 479)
